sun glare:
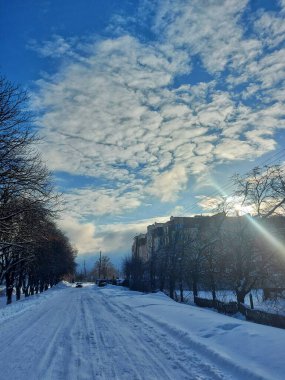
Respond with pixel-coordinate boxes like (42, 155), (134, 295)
(209, 179), (255, 216)
(233, 202), (254, 216)
(245, 215), (285, 257)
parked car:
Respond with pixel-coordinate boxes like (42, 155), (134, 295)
(75, 282), (83, 288)
(96, 279), (107, 287)
(117, 278), (129, 287)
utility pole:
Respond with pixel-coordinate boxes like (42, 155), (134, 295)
(98, 251), (102, 279)
(83, 260), (87, 281)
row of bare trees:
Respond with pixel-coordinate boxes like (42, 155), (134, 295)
(76, 255), (117, 282)
(0, 76), (76, 304)
(124, 163), (285, 304)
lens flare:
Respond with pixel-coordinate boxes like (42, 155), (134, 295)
(245, 215), (285, 256)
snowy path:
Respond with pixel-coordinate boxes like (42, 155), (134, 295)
(0, 284), (282, 380)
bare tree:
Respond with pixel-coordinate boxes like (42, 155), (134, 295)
(233, 164), (285, 218)
(92, 255), (117, 280)
(0, 76), (57, 237)
(199, 213), (226, 301)
(219, 215), (281, 304)
(0, 76), (74, 303)
(122, 255), (132, 285)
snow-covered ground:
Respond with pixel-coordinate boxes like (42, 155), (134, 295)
(0, 283), (284, 380)
(182, 289), (285, 316)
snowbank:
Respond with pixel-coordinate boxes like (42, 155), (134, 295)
(0, 282), (73, 323)
(100, 286), (285, 380)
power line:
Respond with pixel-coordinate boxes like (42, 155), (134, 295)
(181, 148), (285, 216)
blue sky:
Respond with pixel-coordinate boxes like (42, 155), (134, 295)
(1, 0), (285, 267)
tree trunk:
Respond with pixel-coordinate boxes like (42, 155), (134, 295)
(30, 285), (34, 296)
(169, 276), (175, 299)
(5, 272), (14, 305)
(211, 277), (216, 301)
(159, 279), (164, 292)
(159, 270), (165, 291)
(16, 286), (21, 301)
(6, 286), (13, 305)
(192, 278), (198, 297)
(236, 290), (246, 304)
(15, 272), (23, 301)
(179, 282), (184, 303)
(249, 293), (254, 309)
(150, 266), (156, 292)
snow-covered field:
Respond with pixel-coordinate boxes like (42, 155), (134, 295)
(0, 283), (284, 380)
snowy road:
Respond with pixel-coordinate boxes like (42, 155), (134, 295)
(0, 284), (283, 380)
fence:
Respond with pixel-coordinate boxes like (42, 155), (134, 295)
(194, 296), (238, 314)
(194, 296), (285, 329)
(239, 304), (285, 329)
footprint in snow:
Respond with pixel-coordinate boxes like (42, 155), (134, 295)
(216, 323), (241, 331)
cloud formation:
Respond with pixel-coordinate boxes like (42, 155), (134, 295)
(149, 165), (188, 202)
(63, 187), (142, 218)
(59, 214), (169, 256)
(31, 0), (285, 256)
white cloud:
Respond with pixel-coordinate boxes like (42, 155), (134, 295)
(59, 215), (100, 254)
(254, 4), (285, 49)
(153, 0), (261, 73)
(59, 213), (169, 256)
(63, 187), (142, 217)
(196, 195), (255, 216)
(149, 165), (188, 202)
(28, 35), (79, 59)
(196, 195), (224, 212)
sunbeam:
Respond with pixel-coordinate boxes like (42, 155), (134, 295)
(245, 215), (285, 256)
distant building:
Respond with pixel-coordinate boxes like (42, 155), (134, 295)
(132, 233), (148, 262)
(147, 222), (165, 259)
(131, 214), (285, 265)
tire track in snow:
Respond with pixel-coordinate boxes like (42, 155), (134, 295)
(0, 289), (77, 379)
(99, 291), (268, 380)
(0, 286), (271, 380)
(37, 294), (93, 380)
(85, 292), (172, 380)
(96, 291), (228, 380)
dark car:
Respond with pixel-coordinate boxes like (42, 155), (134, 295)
(97, 279), (107, 287)
(75, 282), (83, 288)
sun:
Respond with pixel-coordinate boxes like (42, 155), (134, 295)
(233, 203), (254, 216)
(227, 196), (255, 216)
